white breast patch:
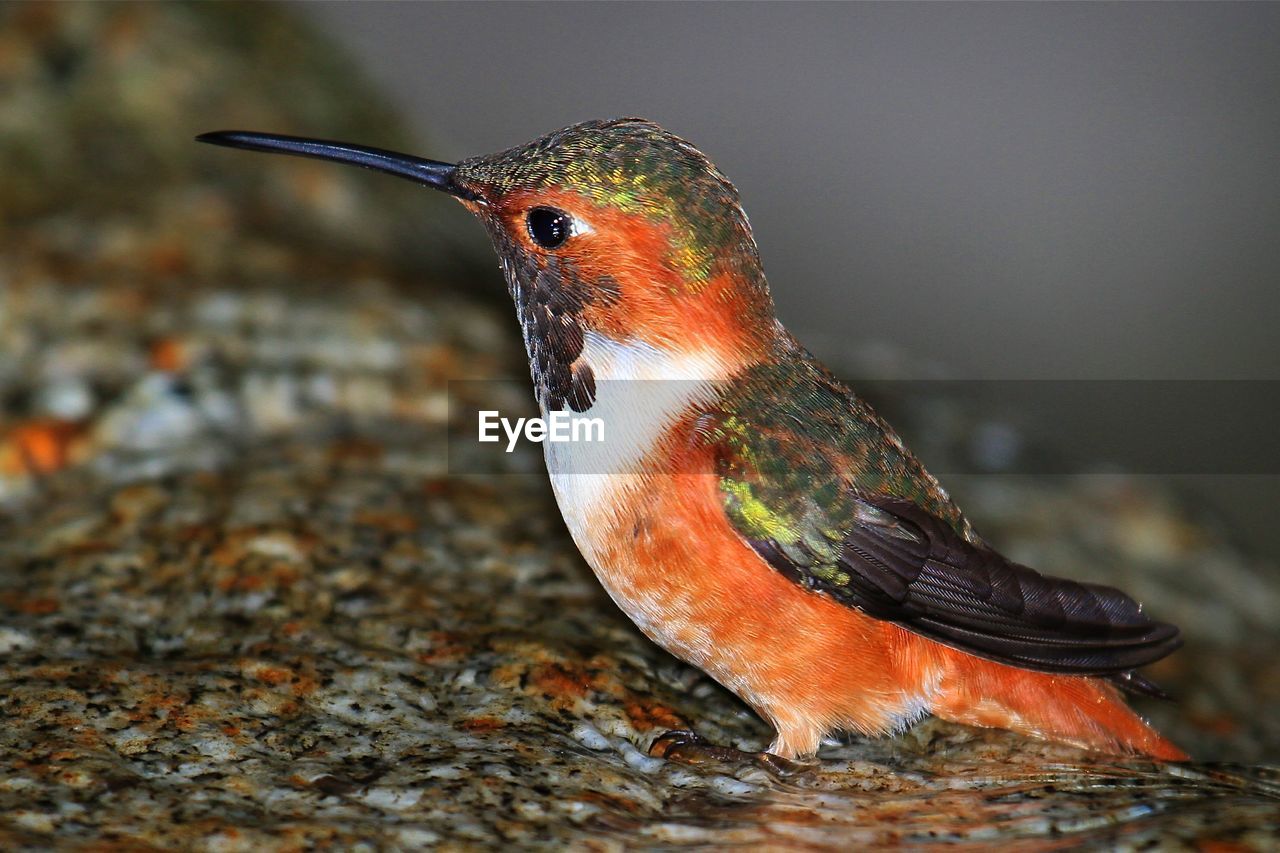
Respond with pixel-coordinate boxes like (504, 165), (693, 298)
(543, 331), (725, 554)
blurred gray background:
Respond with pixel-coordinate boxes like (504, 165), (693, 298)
(300, 2), (1279, 558)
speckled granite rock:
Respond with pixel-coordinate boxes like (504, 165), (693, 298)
(1, 2), (1277, 849)
(2, 279), (1279, 849)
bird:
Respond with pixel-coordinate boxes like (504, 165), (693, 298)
(197, 118), (1187, 764)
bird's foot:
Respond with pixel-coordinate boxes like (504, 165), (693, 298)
(648, 729), (811, 777)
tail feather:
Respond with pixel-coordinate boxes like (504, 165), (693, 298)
(1108, 669), (1173, 701)
(932, 658), (1188, 761)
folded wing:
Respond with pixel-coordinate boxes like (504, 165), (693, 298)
(746, 494), (1181, 682)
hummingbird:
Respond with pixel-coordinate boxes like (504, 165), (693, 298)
(197, 119), (1187, 764)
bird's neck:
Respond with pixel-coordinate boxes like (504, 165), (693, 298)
(510, 263), (781, 412)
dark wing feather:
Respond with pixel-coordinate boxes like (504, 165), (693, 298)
(746, 494), (1181, 680)
(711, 354), (1181, 695)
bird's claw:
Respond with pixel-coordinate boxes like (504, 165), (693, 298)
(648, 729), (811, 777)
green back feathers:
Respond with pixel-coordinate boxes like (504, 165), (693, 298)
(710, 344), (973, 583)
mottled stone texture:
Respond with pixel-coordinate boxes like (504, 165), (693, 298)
(1, 2), (1277, 849)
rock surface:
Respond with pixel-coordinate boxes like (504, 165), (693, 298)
(1, 2), (1277, 849)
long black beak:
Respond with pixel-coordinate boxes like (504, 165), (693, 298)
(195, 131), (477, 200)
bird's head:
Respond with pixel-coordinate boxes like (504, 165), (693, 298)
(199, 118), (776, 411)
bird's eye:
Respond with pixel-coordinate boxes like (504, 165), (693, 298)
(526, 207), (572, 249)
